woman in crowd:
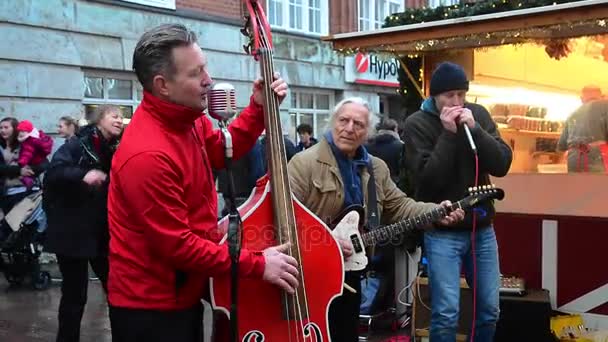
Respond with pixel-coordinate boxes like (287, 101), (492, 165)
(43, 105), (123, 342)
(0, 117), (36, 242)
(57, 116), (79, 142)
(0, 117), (36, 214)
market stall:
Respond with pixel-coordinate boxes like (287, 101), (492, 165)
(324, 0), (608, 334)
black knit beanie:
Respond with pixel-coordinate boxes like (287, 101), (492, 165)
(429, 62), (469, 96)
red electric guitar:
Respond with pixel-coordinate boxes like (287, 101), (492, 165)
(210, 1), (344, 341)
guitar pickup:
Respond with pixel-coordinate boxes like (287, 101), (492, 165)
(350, 235), (363, 253)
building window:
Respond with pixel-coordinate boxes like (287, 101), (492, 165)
(119, 0), (176, 10)
(358, 0), (403, 31)
(83, 73), (142, 124)
(427, 0), (460, 8)
(288, 90), (334, 142)
(267, 0), (329, 35)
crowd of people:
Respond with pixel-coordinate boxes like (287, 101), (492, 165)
(0, 23), (516, 342)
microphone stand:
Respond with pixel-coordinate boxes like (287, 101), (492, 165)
(220, 120), (242, 342)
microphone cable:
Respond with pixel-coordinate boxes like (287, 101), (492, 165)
(470, 145), (479, 342)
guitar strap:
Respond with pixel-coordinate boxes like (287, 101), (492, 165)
(365, 162), (380, 231)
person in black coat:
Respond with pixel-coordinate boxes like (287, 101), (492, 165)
(365, 118), (404, 184)
(295, 123), (318, 152)
(43, 105), (123, 342)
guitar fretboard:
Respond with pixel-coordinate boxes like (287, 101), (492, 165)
(361, 201), (464, 247)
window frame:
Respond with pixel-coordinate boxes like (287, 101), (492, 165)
(118, 0), (176, 10)
(267, 0), (329, 36)
(82, 71), (142, 125)
(358, 0), (404, 31)
(427, 0), (460, 8)
(288, 89), (335, 143)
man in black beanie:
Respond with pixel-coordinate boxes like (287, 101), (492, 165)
(403, 62), (512, 342)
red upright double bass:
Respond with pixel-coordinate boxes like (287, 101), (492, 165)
(210, 1), (344, 341)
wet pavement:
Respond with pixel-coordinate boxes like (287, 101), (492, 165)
(0, 263), (111, 342)
(0, 263), (406, 342)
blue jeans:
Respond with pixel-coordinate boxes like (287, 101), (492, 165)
(424, 227), (500, 342)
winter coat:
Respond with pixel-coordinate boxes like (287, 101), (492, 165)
(18, 130), (53, 167)
(403, 99), (512, 230)
(365, 130), (404, 184)
(43, 126), (118, 258)
(107, 92), (266, 311)
(288, 138), (436, 227)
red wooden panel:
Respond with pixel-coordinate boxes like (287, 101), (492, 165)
(494, 214), (543, 289)
(557, 216), (608, 307)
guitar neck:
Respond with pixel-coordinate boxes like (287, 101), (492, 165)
(361, 200), (466, 248)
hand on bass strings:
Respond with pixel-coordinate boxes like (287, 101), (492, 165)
(437, 200), (465, 226)
(252, 72), (288, 106)
(262, 242), (299, 294)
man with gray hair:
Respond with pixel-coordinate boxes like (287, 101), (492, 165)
(107, 24), (297, 341)
(288, 97), (464, 341)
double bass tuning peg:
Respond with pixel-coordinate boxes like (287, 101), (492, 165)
(241, 16), (251, 37)
(243, 42), (252, 55)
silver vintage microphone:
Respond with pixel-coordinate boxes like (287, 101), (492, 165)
(207, 82), (237, 122)
(463, 123), (477, 154)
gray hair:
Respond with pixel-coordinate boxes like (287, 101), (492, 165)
(133, 24), (198, 91)
(89, 105), (121, 125)
(327, 97), (379, 137)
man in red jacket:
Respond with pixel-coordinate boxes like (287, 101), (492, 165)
(107, 24), (298, 342)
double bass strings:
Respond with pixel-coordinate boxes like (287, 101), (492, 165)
(256, 12), (311, 340)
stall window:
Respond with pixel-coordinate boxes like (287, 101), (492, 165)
(463, 36), (608, 175)
(267, 0), (329, 35)
(83, 73), (142, 125)
(358, 0), (403, 31)
(288, 90), (334, 143)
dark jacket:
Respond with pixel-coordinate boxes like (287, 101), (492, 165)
(296, 137), (318, 152)
(216, 140), (263, 199)
(43, 126), (118, 258)
(261, 135), (297, 163)
(365, 130), (404, 184)
(0, 144), (48, 195)
(403, 99), (512, 230)
(557, 99), (608, 173)
(0, 152), (23, 195)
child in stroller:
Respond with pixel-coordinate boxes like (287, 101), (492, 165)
(0, 191), (50, 290)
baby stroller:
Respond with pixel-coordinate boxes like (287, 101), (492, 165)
(0, 191), (51, 290)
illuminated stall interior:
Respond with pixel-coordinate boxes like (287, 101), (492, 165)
(466, 35), (608, 174)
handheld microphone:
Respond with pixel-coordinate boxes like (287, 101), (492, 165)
(208, 82), (237, 122)
(463, 123), (477, 153)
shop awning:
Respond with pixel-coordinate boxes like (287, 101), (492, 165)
(323, 0), (608, 54)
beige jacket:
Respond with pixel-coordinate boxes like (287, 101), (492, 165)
(288, 138), (436, 227)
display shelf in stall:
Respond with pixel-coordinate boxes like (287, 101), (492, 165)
(499, 127), (562, 139)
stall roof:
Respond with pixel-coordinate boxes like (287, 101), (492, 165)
(323, 0), (608, 54)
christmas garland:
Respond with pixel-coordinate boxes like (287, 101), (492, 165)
(383, 0), (586, 27)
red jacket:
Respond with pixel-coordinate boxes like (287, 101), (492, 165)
(18, 130), (53, 166)
(107, 92), (266, 310)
